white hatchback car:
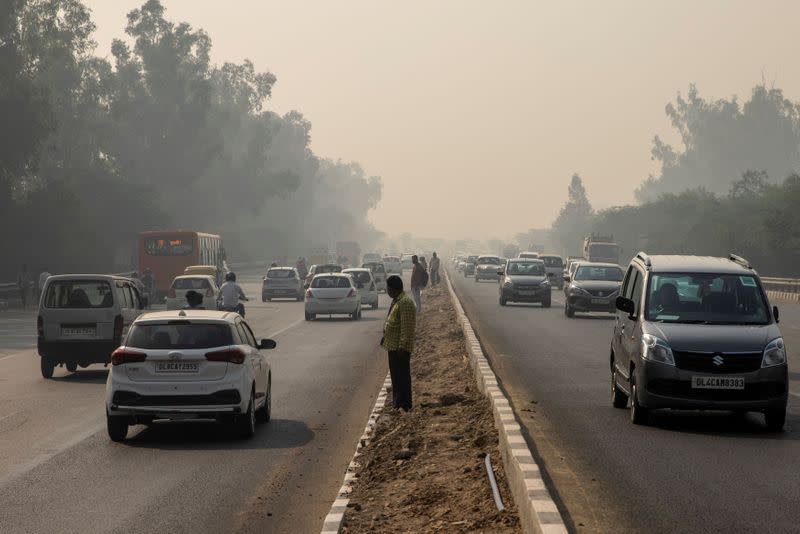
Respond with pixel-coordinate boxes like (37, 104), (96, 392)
(343, 268), (379, 309)
(165, 275), (219, 310)
(105, 310), (276, 441)
(304, 273), (361, 321)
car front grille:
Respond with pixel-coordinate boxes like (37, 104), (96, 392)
(113, 389), (241, 406)
(587, 289), (615, 297)
(673, 351), (763, 374)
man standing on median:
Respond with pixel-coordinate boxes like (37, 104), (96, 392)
(410, 255), (424, 313)
(429, 252), (440, 285)
(382, 275), (416, 411)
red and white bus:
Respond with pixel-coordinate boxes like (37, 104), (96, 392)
(138, 230), (225, 295)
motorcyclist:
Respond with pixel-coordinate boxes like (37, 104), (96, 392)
(219, 271), (248, 316)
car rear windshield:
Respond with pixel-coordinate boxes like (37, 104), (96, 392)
(506, 262), (545, 276)
(171, 277), (211, 290)
(541, 256), (564, 267)
(645, 273), (769, 325)
(317, 265), (342, 273)
(363, 263), (385, 273)
(347, 271), (372, 284)
(126, 323), (233, 349)
(44, 280), (114, 308)
(478, 257), (501, 265)
(312, 276), (352, 289)
(267, 269), (295, 279)
(575, 266), (623, 281)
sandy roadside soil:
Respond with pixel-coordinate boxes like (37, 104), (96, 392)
(341, 284), (521, 533)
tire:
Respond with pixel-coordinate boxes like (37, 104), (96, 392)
(66, 362), (78, 373)
(256, 377), (271, 423)
(107, 414), (129, 442)
(565, 304), (575, 318)
(474, 277), (479, 283)
(305, 312), (314, 321)
(629, 377), (649, 425)
(764, 407), (786, 432)
(296, 296), (303, 302)
(372, 302), (378, 310)
(41, 357), (55, 379)
(261, 296), (267, 303)
(499, 296), (507, 306)
(611, 364), (628, 408)
(237, 391), (256, 439)
(542, 296), (551, 308)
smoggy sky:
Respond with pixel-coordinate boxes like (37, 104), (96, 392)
(84, 0), (800, 240)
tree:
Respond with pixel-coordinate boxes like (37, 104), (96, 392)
(551, 174), (594, 255)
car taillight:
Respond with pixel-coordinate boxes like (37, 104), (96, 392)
(111, 348), (147, 366)
(206, 288), (214, 297)
(37, 316), (44, 337)
(306, 289), (313, 298)
(347, 288), (357, 298)
(167, 288), (176, 298)
(205, 347), (246, 364)
(114, 315), (123, 339)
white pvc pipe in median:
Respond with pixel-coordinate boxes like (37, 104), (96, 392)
(485, 453), (505, 512)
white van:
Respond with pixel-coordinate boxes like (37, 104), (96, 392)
(38, 274), (145, 378)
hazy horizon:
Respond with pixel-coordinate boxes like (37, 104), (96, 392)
(83, 0), (800, 240)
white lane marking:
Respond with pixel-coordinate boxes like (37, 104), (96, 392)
(0, 411), (21, 424)
(265, 318), (304, 339)
(0, 352), (27, 362)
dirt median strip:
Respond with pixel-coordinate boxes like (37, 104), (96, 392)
(340, 284), (521, 533)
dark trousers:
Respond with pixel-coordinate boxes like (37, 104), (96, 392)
(387, 350), (412, 410)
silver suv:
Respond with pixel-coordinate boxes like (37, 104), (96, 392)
(610, 253), (787, 430)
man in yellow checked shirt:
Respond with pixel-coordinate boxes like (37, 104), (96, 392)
(381, 275), (417, 411)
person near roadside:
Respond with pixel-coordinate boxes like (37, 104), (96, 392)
(382, 275), (417, 411)
(17, 264), (31, 309)
(37, 268), (51, 301)
(410, 255), (425, 313)
(183, 290), (205, 309)
(429, 252), (440, 285)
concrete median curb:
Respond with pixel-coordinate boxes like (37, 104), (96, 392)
(766, 289), (800, 303)
(320, 372), (391, 534)
(444, 271), (568, 534)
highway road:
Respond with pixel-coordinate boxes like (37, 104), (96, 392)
(449, 266), (800, 533)
(0, 273), (389, 534)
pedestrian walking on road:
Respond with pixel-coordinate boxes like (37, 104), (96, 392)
(410, 255), (427, 313)
(382, 275), (417, 411)
(429, 252), (440, 286)
(17, 264), (31, 309)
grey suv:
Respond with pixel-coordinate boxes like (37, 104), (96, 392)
(610, 253), (787, 430)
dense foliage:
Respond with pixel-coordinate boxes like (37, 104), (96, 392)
(0, 0), (382, 278)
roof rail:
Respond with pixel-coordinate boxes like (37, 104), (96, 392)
(635, 251), (651, 267)
(729, 254), (752, 269)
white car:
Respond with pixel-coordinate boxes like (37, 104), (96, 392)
(304, 273), (361, 321)
(362, 261), (387, 292)
(382, 255), (402, 275)
(400, 253), (415, 272)
(343, 268), (379, 309)
(105, 310), (276, 441)
(165, 275), (219, 310)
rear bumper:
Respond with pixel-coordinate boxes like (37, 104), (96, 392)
(305, 299), (359, 315)
(475, 271), (499, 280)
(567, 295), (615, 313)
(110, 389), (243, 416)
(263, 288), (301, 298)
(502, 286), (549, 302)
(38, 338), (119, 363)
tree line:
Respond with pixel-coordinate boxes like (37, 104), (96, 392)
(0, 0), (382, 279)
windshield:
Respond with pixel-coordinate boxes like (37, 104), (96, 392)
(172, 277), (211, 290)
(541, 256), (564, 268)
(506, 261), (545, 276)
(311, 276), (352, 289)
(127, 323), (232, 349)
(588, 243), (618, 258)
(44, 280), (113, 308)
(267, 269), (295, 279)
(467, 256), (478, 262)
(383, 256), (399, 262)
(645, 273), (769, 325)
(363, 263), (385, 273)
(478, 257), (500, 265)
(575, 266), (623, 281)
(519, 253), (538, 259)
(317, 265), (342, 274)
(346, 271), (372, 283)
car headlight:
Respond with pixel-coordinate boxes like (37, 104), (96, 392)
(503, 280), (514, 288)
(541, 278), (551, 286)
(571, 285), (591, 295)
(762, 338), (786, 367)
(641, 334), (675, 366)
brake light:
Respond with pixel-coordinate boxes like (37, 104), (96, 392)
(37, 316), (44, 337)
(167, 288), (176, 298)
(347, 288), (357, 298)
(205, 347), (246, 364)
(111, 348), (147, 366)
(205, 288), (214, 297)
(113, 315), (123, 339)
(306, 289), (313, 298)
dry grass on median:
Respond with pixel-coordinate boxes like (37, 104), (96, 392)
(341, 284), (520, 533)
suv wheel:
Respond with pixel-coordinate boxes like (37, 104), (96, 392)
(629, 377), (649, 425)
(256, 377), (271, 423)
(41, 357), (55, 379)
(499, 296), (507, 306)
(238, 391), (256, 439)
(542, 295), (552, 308)
(305, 312), (314, 321)
(565, 304), (575, 318)
(764, 407), (786, 432)
(107, 414), (129, 442)
(611, 364), (628, 408)
(66, 362), (78, 373)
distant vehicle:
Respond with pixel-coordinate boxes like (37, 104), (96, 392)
(503, 244), (521, 259)
(262, 267), (303, 301)
(457, 260), (467, 272)
(518, 251), (540, 260)
(305, 274), (361, 321)
(498, 259), (552, 307)
(138, 230), (225, 299)
(539, 254), (566, 289)
(611, 253), (786, 430)
(464, 255), (479, 277)
(362, 261), (387, 292)
(336, 241), (361, 267)
(304, 264), (343, 289)
(382, 255), (402, 275)
(474, 255), (503, 282)
(400, 254), (415, 272)
(362, 253), (382, 264)
(166, 275), (219, 310)
(563, 259), (583, 296)
(583, 234), (621, 264)
(38, 274), (145, 378)
(183, 264), (224, 286)
(563, 262), (623, 318)
(343, 268), (379, 309)
(105, 309), (276, 441)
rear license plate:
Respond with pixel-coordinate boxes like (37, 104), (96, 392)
(591, 298), (610, 305)
(692, 376), (745, 390)
(155, 362), (199, 373)
(61, 326), (96, 336)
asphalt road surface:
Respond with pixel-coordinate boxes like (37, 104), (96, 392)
(449, 266), (800, 533)
(0, 273), (390, 534)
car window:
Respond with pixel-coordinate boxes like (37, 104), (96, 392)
(629, 270), (643, 315)
(346, 271), (372, 283)
(478, 257), (500, 265)
(172, 277), (211, 290)
(126, 323), (233, 349)
(541, 256), (564, 268)
(117, 282), (133, 309)
(312, 276), (352, 288)
(44, 280), (114, 309)
(235, 322), (256, 347)
(621, 266), (636, 298)
(506, 261), (545, 276)
(267, 269), (295, 279)
(129, 285), (141, 309)
(242, 322), (258, 346)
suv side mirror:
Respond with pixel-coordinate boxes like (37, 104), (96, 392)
(497, 270), (504, 276)
(562, 274), (571, 282)
(616, 296), (635, 317)
(773, 305), (780, 323)
(259, 339), (277, 350)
